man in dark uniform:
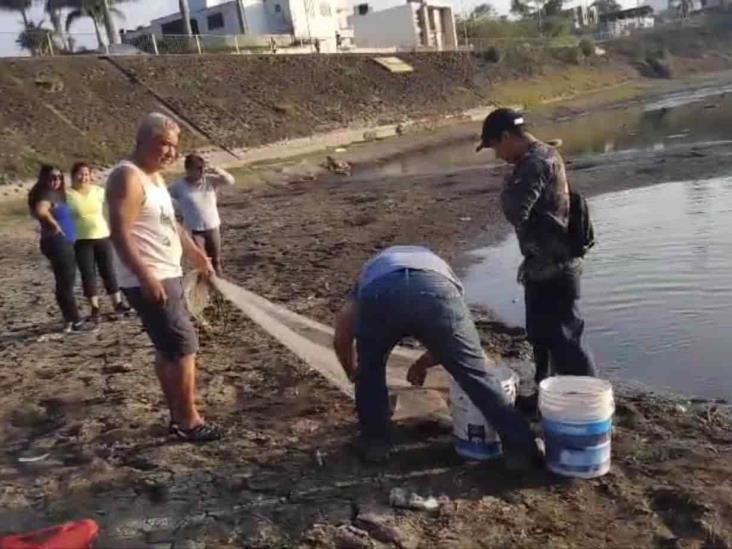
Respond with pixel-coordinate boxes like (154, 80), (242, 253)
(477, 108), (596, 409)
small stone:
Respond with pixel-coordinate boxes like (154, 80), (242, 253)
(333, 524), (372, 549)
(173, 541), (205, 549)
(354, 513), (400, 545)
(11, 403), (49, 428)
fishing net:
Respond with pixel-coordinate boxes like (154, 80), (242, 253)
(183, 272), (452, 420)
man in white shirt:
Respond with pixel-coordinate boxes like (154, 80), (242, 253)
(107, 113), (221, 443)
(170, 154), (234, 276)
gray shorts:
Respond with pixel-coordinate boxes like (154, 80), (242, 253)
(123, 277), (199, 360)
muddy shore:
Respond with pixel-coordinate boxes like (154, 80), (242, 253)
(1, 86), (732, 547)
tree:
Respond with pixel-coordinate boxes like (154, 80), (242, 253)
(0, 0), (32, 27)
(471, 3), (497, 19)
(591, 0), (621, 14)
(45, 0), (74, 50)
(510, 0), (532, 17)
(65, 0), (125, 48)
(179, 0), (193, 36)
(511, 0), (564, 17)
(16, 20), (54, 55)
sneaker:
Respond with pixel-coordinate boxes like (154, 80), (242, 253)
(114, 302), (132, 315)
(169, 422), (223, 443)
(90, 306), (101, 321)
(70, 320), (99, 333)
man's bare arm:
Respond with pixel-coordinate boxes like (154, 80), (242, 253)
(106, 167), (155, 284)
(407, 351), (440, 387)
(207, 167), (235, 187)
(333, 299), (357, 381)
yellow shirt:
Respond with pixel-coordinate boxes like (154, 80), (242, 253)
(67, 185), (110, 240)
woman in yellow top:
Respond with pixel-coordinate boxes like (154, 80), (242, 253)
(67, 162), (130, 320)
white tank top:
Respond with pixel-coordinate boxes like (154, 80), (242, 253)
(111, 160), (183, 288)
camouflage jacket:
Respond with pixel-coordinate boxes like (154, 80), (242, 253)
(500, 141), (581, 282)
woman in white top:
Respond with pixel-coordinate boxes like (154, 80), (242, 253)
(169, 154), (234, 276)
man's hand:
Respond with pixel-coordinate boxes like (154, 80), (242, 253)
(141, 274), (167, 305)
(407, 363), (428, 387)
(191, 247), (215, 279)
(177, 222), (215, 278)
(406, 351), (439, 387)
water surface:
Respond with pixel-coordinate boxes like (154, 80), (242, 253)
(463, 178), (732, 401)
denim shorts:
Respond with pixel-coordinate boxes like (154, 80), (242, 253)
(124, 277), (199, 360)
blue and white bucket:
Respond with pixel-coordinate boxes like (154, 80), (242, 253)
(539, 376), (614, 479)
(450, 365), (519, 461)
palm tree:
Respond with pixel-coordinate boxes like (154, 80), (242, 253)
(16, 20), (54, 55)
(179, 0), (193, 36)
(0, 0), (32, 27)
(100, 0), (119, 44)
(65, 0), (125, 48)
(45, 0), (73, 50)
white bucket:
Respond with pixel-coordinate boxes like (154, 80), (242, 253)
(539, 376), (614, 479)
(450, 365), (519, 461)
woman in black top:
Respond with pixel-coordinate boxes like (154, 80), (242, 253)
(28, 165), (88, 333)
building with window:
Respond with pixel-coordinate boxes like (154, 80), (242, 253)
(123, 0), (354, 52)
(599, 6), (655, 37)
(348, 0), (458, 51)
(561, 0), (599, 28)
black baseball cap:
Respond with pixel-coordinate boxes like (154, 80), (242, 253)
(476, 108), (526, 151)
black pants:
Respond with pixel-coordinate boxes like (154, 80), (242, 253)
(74, 238), (119, 298)
(524, 272), (596, 385)
(40, 236), (80, 323)
(192, 228), (222, 275)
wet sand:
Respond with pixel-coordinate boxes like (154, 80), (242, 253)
(1, 97), (732, 547)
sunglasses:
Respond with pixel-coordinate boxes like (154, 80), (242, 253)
(50, 174), (63, 180)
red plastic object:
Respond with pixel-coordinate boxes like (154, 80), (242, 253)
(0, 520), (99, 549)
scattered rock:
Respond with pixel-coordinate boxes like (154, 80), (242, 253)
(354, 513), (401, 545)
(389, 488), (443, 512)
(103, 363), (134, 374)
(11, 403), (49, 428)
(333, 524), (372, 549)
(324, 155), (352, 176)
(173, 540), (206, 549)
(34, 76), (64, 93)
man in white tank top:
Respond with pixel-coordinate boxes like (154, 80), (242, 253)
(106, 112), (221, 442)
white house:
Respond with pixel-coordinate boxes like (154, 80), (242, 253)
(562, 0), (599, 28)
(599, 6), (655, 37)
(348, 0), (458, 51)
(124, 0), (354, 52)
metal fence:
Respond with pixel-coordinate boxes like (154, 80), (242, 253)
(2, 31), (465, 58)
(1, 31), (317, 58)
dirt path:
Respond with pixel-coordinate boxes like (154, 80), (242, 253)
(2, 121), (732, 547)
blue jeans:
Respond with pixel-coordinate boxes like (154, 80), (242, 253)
(355, 269), (537, 455)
